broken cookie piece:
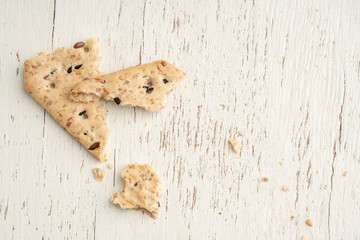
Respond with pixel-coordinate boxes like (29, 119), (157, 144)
(229, 138), (242, 154)
(112, 164), (163, 219)
(24, 38), (109, 161)
(69, 60), (186, 112)
(93, 168), (106, 181)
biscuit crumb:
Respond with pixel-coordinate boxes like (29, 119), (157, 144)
(229, 138), (242, 154)
(214, 164), (218, 168)
(332, 41), (335, 44)
(128, 121), (131, 124)
(301, 234), (308, 240)
(279, 161), (284, 166)
(93, 168), (106, 181)
(195, 144), (200, 147)
(145, 122), (148, 127)
(282, 185), (290, 192)
(108, 163), (114, 169)
(324, 184), (329, 189)
(218, 212), (222, 215)
(343, 170), (350, 176)
(306, 219), (313, 227)
(262, 177), (269, 182)
(315, 64), (319, 68)
(290, 216), (294, 221)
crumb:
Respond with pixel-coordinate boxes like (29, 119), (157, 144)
(214, 164), (218, 168)
(262, 177), (269, 182)
(145, 122), (148, 127)
(282, 185), (290, 192)
(290, 216), (294, 221)
(195, 144), (200, 147)
(350, 97), (353, 101)
(301, 234), (309, 240)
(128, 121), (131, 124)
(315, 64), (319, 68)
(108, 163), (114, 169)
(306, 219), (313, 227)
(93, 168), (106, 181)
(324, 184), (329, 189)
(343, 170), (350, 176)
(279, 161), (284, 166)
(229, 138), (242, 154)
(10, 115), (14, 122)
(223, 152), (226, 155)
(218, 212), (222, 215)
(332, 41), (335, 44)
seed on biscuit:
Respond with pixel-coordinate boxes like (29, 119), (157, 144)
(73, 42), (85, 48)
(88, 142), (100, 150)
(67, 66), (72, 74)
(163, 79), (169, 84)
(114, 97), (121, 105)
(74, 64), (82, 69)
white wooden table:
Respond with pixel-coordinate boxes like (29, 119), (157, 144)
(1, 0), (359, 239)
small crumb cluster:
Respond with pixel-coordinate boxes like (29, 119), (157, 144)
(93, 168), (106, 181)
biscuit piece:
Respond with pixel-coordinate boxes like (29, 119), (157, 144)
(229, 138), (242, 154)
(24, 39), (109, 161)
(93, 168), (106, 181)
(112, 164), (163, 219)
(69, 60), (186, 112)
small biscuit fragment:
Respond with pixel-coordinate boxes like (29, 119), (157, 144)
(24, 39), (109, 161)
(229, 138), (242, 154)
(69, 60), (186, 112)
(112, 164), (163, 219)
(93, 168), (106, 181)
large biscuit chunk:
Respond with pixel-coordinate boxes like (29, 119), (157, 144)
(69, 60), (186, 111)
(112, 164), (163, 219)
(24, 39), (109, 161)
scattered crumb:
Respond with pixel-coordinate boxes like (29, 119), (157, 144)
(10, 115), (15, 122)
(343, 170), (350, 177)
(223, 152), (226, 155)
(218, 212), (222, 215)
(279, 161), (284, 166)
(262, 177), (269, 182)
(315, 64), (319, 68)
(350, 97), (353, 101)
(332, 41), (335, 44)
(290, 216), (294, 221)
(108, 163), (114, 169)
(128, 121), (131, 124)
(145, 122), (148, 127)
(324, 184), (329, 189)
(229, 138), (242, 154)
(282, 185), (290, 192)
(93, 168), (106, 181)
(306, 219), (313, 227)
(195, 144), (200, 147)
(214, 164), (218, 168)
(301, 234), (309, 240)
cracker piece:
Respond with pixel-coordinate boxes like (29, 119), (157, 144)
(229, 138), (242, 154)
(69, 60), (186, 112)
(112, 164), (163, 219)
(93, 168), (106, 181)
(24, 39), (109, 161)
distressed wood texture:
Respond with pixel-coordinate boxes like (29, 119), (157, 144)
(0, 0), (359, 239)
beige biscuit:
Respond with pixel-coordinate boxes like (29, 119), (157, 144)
(69, 60), (186, 112)
(24, 39), (109, 161)
(112, 164), (163, 219)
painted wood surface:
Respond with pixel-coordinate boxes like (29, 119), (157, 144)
(0, 0), (359, 239)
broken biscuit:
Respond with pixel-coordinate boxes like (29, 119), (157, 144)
(112, 164), (163, 219)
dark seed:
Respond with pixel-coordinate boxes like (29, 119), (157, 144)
(44, 74), (50, 80)
(146, 87), (154, 94)
(50, 69), (56, 74)
(73, 42), (85, 48)
(114, 97), (121, 105)
(74, 64), (82, 69)
(158, 201), (160, 207)
(163, 79), (169, 84)
(88, 142), (100, 150)
(142, 86), (148, 89)
(50, 83), (55, 89)
(67, 66), (72, 74)
(79, 110), (86, 116)
(83, 133), (87, 135)
(134, 183), (138, 187)
(101, 79), (106, 84)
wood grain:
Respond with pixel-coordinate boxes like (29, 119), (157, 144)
(0, 0), (359, 239)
